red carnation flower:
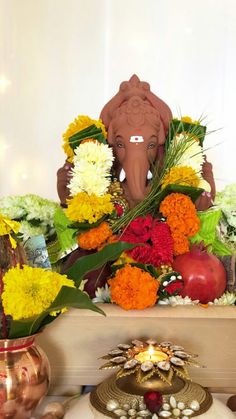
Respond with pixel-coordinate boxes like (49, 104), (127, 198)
(120, 214), (152, 243)
(120, 215), (174, 268)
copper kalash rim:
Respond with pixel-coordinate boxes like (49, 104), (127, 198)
(90, 374), (213, 418)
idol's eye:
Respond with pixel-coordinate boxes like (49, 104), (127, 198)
(148, 136), (158, 149)
(115, 136), (125, 148)
(148, 142), (157, 149)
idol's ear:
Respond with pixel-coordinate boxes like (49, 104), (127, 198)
(107, 122), (115, 146)
(100, 93), (125, 129)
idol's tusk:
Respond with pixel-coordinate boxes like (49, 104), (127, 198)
(119, 168), (126, 182)
(147, 170), (153, 180)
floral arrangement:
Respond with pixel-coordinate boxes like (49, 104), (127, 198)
(0, 214), (136, 339)
(50, 114), (236, 311)
(0, 194), (59, 242)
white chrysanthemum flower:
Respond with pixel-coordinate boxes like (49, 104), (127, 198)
(69, 141), (114, 196)
(158, 295), (199, 306)
(0, 194), (59, 240)
(19, 220), (47, 241)
(215, 184), (236, 228)
(209, 292), (236, 306)
(75, 141), (114, 167)
(174, 132), (204, 173)
(0, 195), (26, 219)
(92, 284), (111, 303)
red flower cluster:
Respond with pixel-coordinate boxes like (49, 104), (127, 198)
(120, 214), (173, 267)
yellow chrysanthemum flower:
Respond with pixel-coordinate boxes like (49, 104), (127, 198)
(65, 192), (114, 224)
(2, 265), (75, 320)
(62, 115), (107, 162)
(0, 213), (20, 248)
(161, 166), (200, 190)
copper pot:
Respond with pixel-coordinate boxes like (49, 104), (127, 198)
(0, 335), (50, 418)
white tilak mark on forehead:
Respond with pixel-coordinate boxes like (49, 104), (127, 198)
(130, 135), (144, 143)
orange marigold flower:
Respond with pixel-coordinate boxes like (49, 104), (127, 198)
(80, 138), (99, 145)
(160, 193), (200, 256)
(172, 232), (190, 256)
(108, 265), (159, 310)
(78, 222), (113, 250)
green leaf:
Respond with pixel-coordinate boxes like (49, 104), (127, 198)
(158, 184), (204, 209)
(9, 286), (105, 338)
(190, 208), (232, 256)
(54, 207), (77, 252)
(66, 241), (136, 286)
(70, 216), (107, 233)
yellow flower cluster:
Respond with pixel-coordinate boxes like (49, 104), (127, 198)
(0, 213), (20, 248)
(63, 115), (107, 162)
(2, 265), (75, 320)
(66, 192), (114, 224)
(161, 166), (200, 190)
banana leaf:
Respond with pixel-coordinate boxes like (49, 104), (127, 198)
(69, 124), (106, 150)
(166, 119), (206, 148)
(9, 286), (104, 339)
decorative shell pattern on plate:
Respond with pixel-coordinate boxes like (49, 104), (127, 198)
(100, 339), (200, 384)
(106, 395), (200, 418)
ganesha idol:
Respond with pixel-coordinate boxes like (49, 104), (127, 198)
(57, 74), (215, 211)
(56, 75), (217, 296)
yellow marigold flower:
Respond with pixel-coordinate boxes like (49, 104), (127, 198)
(181, 116), (200, 125)
(0, 213), (20, 248)
(2, 265), (75, 320)
(161, 166), (200, 190)
(65, 192), (114, 224)
(62, 115), (107, 162)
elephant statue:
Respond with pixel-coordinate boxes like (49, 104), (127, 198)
(57, 75), (216, 296)
(57, 75), (215, 210)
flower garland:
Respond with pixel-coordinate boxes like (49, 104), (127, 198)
(68, 140), (114, 196)
(62, 116), (116, 237)
(108, 265), (159, 310)
(62, 115), (107, 162)
(65, 192), (114, 224)
(160, 193), (200, 255)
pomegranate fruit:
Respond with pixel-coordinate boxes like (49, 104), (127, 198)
(172, 246), (227, 303)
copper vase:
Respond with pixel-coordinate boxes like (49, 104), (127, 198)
(0, 335), (50, 419)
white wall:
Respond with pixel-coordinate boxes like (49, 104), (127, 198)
(0, 0), (236, 200)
